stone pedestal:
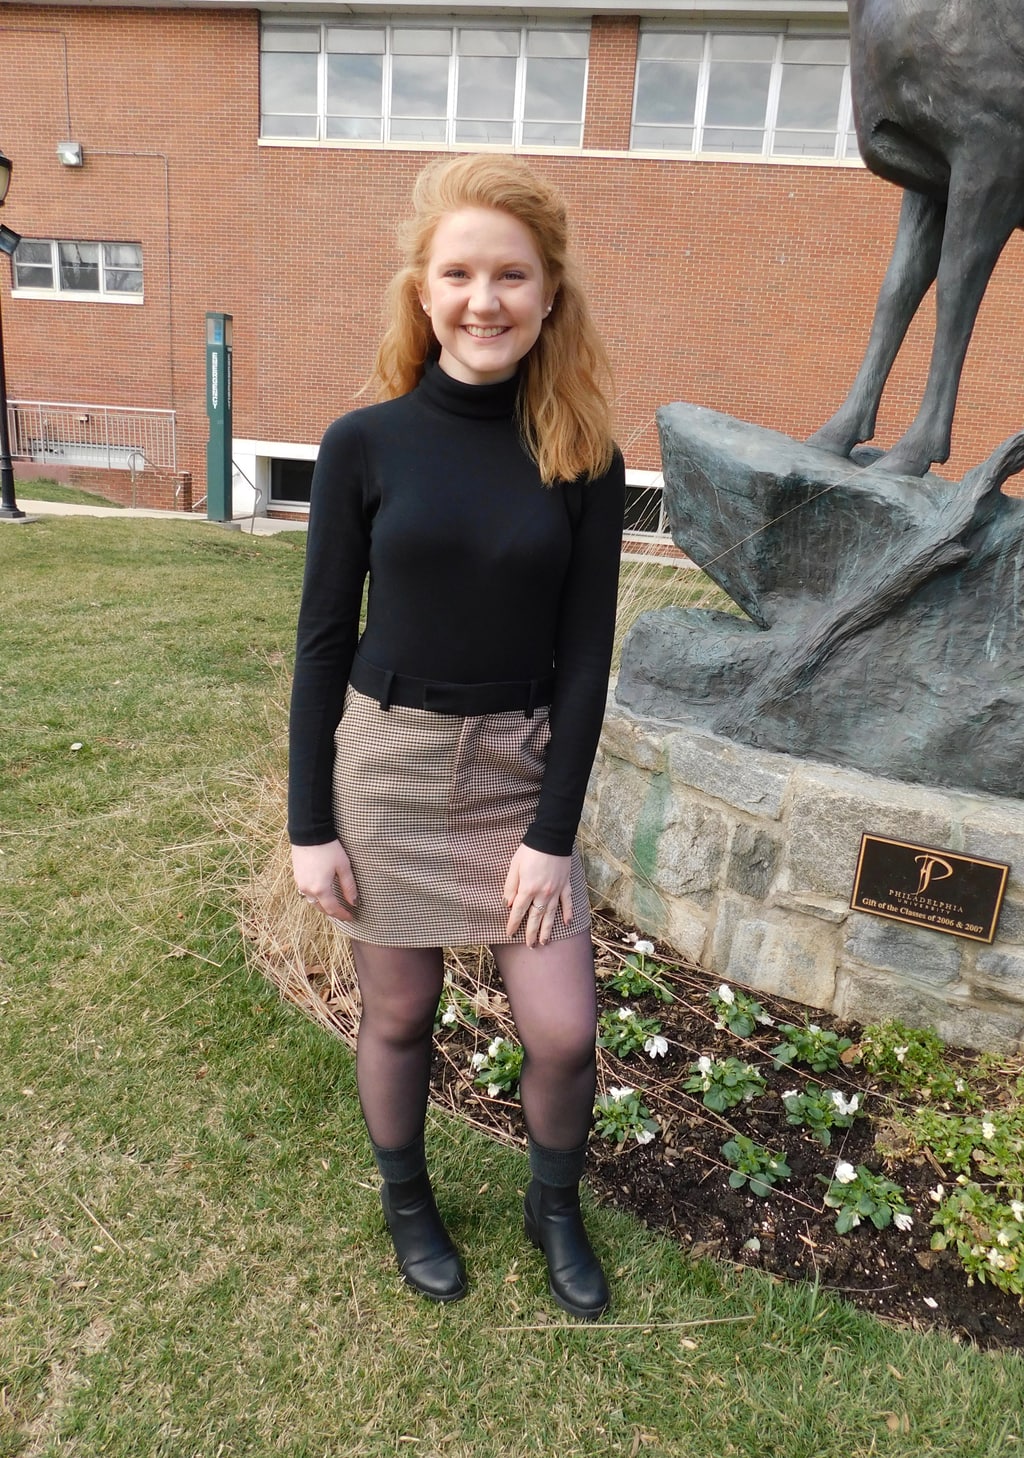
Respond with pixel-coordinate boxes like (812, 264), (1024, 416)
(583, 700), (1024, 1053)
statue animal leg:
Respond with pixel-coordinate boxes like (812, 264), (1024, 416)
(875, 170), (1024, 476)
(808, 190), (944, 458)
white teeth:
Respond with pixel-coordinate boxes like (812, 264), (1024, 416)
(464, 326), (507, 338)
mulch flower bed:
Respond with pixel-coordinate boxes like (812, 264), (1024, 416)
(420, 915), (1024, 1352)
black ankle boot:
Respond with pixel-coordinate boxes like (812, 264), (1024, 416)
(524, 1177), (609, 1321)
(380, 1170), (467, 1303)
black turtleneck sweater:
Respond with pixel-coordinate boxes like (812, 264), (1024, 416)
(288, 361), (625, 856)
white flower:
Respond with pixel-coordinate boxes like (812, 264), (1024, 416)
(1010, 1201), (1024, 1222)
(696, 1055), (713, 1075)
(929, 1184), (945, 1203)
(756, 1012), (776, 1027)
(893, 1045), (909, 1064)
(488, 1037), (504, 1058)
(608, 1086), (634, 1102)
(618, 1005), (635, 1021)
(781, 1089), (798, 1102)
(987, 1247), (1010, 1271)
(847, 1212), (862, 1227)
(997, 1228), (1014, 1247)
(954, 1078), (967, 1093)
(830, 1090), (860, 1116)
(487, 1082), (501, 1098)
(441, 1004), (458, 1026)
(982, 1120), (996, 1141)
(634, 940), (655, 956)
(644, 1035), (668, 1059)
(923, 1296), (938, 1309)
(808, 1024), (820, 1035)
(833, 1160), (858, 1185)
(634, 1127), (656, 1145)
(893, 1211), (914, 1232)
(470, 1052), (487, 1070)
(716, 983), (735, 1006)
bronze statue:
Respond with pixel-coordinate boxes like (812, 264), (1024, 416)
(809, 0), (1024, 477)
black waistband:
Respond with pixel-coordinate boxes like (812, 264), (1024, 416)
(349, 652), (554, 716)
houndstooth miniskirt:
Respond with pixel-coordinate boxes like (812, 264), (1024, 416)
(331, 686), (591, 947)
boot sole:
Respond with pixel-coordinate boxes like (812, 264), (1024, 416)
(399, 1269), (468, 1303)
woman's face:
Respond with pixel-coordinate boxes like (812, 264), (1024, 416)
(418, 207), (552, 386)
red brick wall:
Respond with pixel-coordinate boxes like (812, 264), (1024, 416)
(66, 464), (192, 510)
(1, 4), (1022, 505)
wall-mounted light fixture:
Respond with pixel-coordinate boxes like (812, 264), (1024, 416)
(56, 141), (83, 167)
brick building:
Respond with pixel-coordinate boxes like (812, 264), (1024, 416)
(1, 1), (1022, 524)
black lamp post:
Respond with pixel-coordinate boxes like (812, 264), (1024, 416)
(0, 148), (25, 520)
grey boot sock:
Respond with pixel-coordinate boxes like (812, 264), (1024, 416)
(527, 1136), (588, 1188)
(369, 1132), (427, 1185)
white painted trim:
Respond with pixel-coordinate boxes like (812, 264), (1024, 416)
(257, 135), (864, 166)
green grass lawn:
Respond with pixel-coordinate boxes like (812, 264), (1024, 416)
(1, 517), (1021, 1458)
(13, 476), (125, 507)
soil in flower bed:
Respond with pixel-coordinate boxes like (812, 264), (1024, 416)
(424, 915), (1024, 1352)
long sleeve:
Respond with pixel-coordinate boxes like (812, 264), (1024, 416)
(522, 448), (626, 856)
(287, 414), (373, 845)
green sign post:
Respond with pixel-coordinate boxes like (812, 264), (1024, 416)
(205, 311), (233, 522)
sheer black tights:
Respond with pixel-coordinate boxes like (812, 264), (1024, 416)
(351, 931), (597, 1154)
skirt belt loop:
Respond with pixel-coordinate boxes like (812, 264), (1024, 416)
(525, 678), (538, 719)
(379, 669), (395, 711)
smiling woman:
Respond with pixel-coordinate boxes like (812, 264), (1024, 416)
(286, 153), (626, 1322)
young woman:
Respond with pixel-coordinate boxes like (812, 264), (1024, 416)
(289, 154), (625, 1321)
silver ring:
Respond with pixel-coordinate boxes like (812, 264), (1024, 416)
(531, 901), (547, 911)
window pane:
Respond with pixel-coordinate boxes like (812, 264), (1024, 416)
(391, 55), (449, 119)
(777, 63), (844, 129)
(326, 28), (384, 55)
(455, 118), (514, 143)
(709, 34), (775, 63)
(845, 129), (862, 159)
(326, 116), (382, 140)
(103, 243), (143, 293)
(705, 61), (772, 126)
(639, 32), (702, 62)
(327, 53), (383, 118)
(262, 27), (319, 53)
(392, 28), (450, 56)
(58, 241), (100, 291)
(630, 124), (694, 150)
(458, 29), (519, 58)
(263, 114), (318, 138)
(524, 58), (585, 123)
(623, 486), (663, 534)
(389, 118), (448, 142)
(13, 240), (54, 289)
(270, 459), (315, 504)
(262, 53), (318, 116)
(781, 36), (848, 65)
(522, 121), (581, 146)
(702, 127), (764, 153)
(457, 55), (516, 120)
(526, 30), (588, 59)
(773, 130), (836, 157)
(634, 60), (698, 126)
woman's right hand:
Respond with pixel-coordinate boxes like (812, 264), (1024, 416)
(291, 840), (358, 922)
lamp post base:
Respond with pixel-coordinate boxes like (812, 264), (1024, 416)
(0, 504), (27, 519)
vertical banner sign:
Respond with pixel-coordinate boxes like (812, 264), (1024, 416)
(205, 312), (233, 522)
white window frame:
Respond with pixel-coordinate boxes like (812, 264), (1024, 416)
(630, 24), (857, 163)
(260, 18), (591, 150)
(11, 239), (144, 302)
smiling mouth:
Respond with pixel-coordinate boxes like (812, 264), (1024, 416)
(463, 325), (509, 338)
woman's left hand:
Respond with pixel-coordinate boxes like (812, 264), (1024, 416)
(504, 844), (573, 946)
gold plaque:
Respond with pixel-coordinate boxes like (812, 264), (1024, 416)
(850, 834), (1009, 943)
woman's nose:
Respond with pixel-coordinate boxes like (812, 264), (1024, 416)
(468, 279), (499, 314)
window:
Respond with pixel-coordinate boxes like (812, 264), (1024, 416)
(261, 20), (589, 146)
(12, 239), (143, 299)
(270, 458), (315, 506)
(632, 28), (854, 160)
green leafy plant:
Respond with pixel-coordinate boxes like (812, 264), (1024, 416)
(470, 1036), (523, 1098)
(781, 1085), (863, 1147)
(434, 972), (480, 1033)
(598, 1005), (667, 1059)
(857, 1019), (978, 1104)
(605, 939), (675, 1003)
(708, 983), (773, 1038)
(593, 1085), (660, 1146)
(771, 1021), (853, 1074)
(820, 1160), (913, 1235)
(896, 1106), (1024, 1188)
(684, 1056), (767, 1114)
(721, 1134), (791, 1197)
(930, 1182), (1024, 1298)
